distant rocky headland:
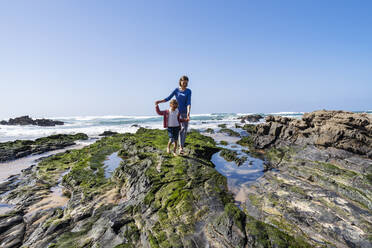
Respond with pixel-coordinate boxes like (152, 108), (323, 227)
(0, 110), (370, 247)
(0, 115), (64, 126)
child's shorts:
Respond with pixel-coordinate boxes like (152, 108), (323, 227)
(167, 126), (181, 142)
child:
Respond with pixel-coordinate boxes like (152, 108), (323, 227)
(155, 99), (185, 155)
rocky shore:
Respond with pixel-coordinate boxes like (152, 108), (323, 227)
(239, 110), (372, 247)
(0, 133), (88, 162)
(252, 110), (371, 158)
(0, 110), (370, 247)
(0, 128), (310, 248)
(0, 116), (64, 126)
(238, 114), (263, 123)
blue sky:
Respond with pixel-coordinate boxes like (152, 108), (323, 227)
(0, 0), (371, 119)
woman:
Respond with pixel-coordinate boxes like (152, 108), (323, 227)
(155, 75), (191, 154)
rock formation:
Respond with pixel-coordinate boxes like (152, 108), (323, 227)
(0, 133), (88, 162)
(0, 116), (64, 126)
(218, 128), (241, 137)
(238, 114), (263, 123)
(237, 110), (372, 247)
(253, 110), (371, 158)
(0, 129), (310, 248)
(1, 110), (369, 247)
(99, 131), (119, 136)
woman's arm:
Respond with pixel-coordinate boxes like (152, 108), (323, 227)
(155, 99), (166, 105)
(186, 90), (191, 119)
(186, 105), (191, 120)
(155, 89), (176, 105)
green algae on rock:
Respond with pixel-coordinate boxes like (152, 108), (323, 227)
(219, 140), (228, 146)
(220, 149), (248, 166)
(237, 136), (255, 149)
(243, 110), (372, 247)
(218, 128), (241, 137)
(0, 133), (88, 162)
(0, 128), (313, 248)
(242, 124), (257, 134)
(204, 128), (215, 134)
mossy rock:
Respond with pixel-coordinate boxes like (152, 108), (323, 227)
(7, 128), (313, 247)
(242, 124), (257, 134)
(237, 136), (254, 148)
(245, 215), (312, 248)
(235, 123), (242, 128)
(218, 128), (240, 137)
(220, 149), (247, 166)
(37, 134), (125, 197)
(219, 140), (228, 146)
(0, 133), (89, 162)
(205, 128), (215, 134)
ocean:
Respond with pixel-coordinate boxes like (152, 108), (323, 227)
(0, 111), (370, 142)
(0, 112), (306, 142)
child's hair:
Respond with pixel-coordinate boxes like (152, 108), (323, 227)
(179, 75), (189, 87)
(170, 99), (178, 107)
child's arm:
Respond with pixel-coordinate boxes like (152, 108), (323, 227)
(155, 104), (166, 115)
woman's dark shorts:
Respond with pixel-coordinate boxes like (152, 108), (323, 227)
(167, 126), (181, 142)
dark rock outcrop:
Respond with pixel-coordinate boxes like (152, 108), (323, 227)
(220, 149), (247, 166)
(253, 110), (372, 158)
(236, 110), (372, 247)
(0, 133), (88, 162)
(0, 116), (64, 126)
(218, 128), (241, 137)
(99, 131), (118, 136)
(238, 114), (263, 123)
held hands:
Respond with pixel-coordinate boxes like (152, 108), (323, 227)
(155, 100), (164, 106)
(182, 117), (190, 122)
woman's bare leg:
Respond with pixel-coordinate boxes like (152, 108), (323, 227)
(179, 114), (188, 153)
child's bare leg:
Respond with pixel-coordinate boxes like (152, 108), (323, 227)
(173, 141), (178, 156)
(167, 140), (172, 153)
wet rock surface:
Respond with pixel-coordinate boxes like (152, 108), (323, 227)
(238, 110), (372, 247)
(99, 131), (119, 136)
(0, 133), (88, 162)
(238, 114), (263, 123)
(218, 128), (241, 137)
(0, 128), (310, 247)
(253, 110), (371, 158)
(0, 115), (64, 126)
(220, 149), (248, 166)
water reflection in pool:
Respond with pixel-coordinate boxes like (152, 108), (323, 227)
(211, 148), (264, 191)
(206, 129), (265, 205)
(0, 203), (14, 215)
(104, 152), (123, 178)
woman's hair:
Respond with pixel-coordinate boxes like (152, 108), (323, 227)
(179, 75), (189, 87)
(170, 99), (178, 107)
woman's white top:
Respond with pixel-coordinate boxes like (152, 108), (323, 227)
(168, 109), (180, 127)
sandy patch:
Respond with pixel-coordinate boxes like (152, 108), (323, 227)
(27, 191), (69, 213)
